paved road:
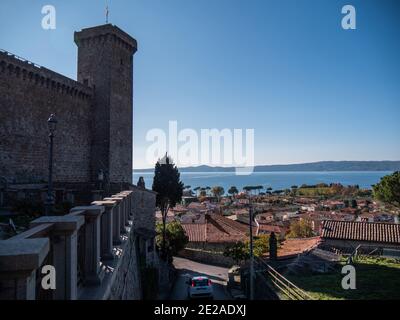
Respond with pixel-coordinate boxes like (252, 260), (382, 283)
(169, 257), (230, 300)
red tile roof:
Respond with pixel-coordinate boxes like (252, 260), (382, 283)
(181, 224), (207, 242)
(257, 224), (284, 234)
(206, 214), (251, 243)
(182, 214), (251, 243)
(278, 237), (321, 257)
(321, 220), (400, 244)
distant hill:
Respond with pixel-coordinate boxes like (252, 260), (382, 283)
(135, 161), (400, 173)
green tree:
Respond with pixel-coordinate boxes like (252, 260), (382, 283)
(243, 186), (252, 192)
(156, 221), (188, 259)
(211, 186), (225, 202)
(251, 234), (270, 257)
(373, 171), (400, 207)
(137, 176), (146, 189)
(223, 235), (271, 264)
(255, 185), (264, 195)
(228, 186), (239, 197)
(269, 232), (278, 260)
(199, 189), (207, 197)
(223, 241), (250, 265)
(287, 219), (314, 238)
(152, 154), (184, 259)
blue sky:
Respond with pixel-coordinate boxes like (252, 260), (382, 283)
(1, 0), (399, 169)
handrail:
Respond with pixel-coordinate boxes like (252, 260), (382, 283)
(255, 257), (313, 300)
(9, 223), (53, 240)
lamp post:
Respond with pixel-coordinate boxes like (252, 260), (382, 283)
(45, 114), (57, 216)
(98, 169), (104, 191)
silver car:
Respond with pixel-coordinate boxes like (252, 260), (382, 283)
(187, 276), (214, 299)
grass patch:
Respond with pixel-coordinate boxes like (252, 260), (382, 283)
(297, 187), (333, 197)
(286, 256), (400, 300)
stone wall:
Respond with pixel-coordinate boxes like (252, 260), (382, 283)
(186, 241), (228, 253)
(157, 257), (177, 299)
(178, 247), (235, 268)
(0, 51), (93, 184)
(132, 186), (157, 232)
(108, 225), (142, 300)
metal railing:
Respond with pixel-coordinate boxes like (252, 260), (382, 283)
(255, 257), (313, 300)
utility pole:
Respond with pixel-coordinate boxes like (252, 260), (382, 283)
(249, 192), (254, 300)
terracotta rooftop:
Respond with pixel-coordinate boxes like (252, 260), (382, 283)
(181, 223), (207, 242)
(321, 220), (400, 244)
(277, 237), (321, 258)
(181, 214), (251, 243)
(257, 224), (284, 234)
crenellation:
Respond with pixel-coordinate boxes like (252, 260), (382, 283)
(0, 51), (93, 100)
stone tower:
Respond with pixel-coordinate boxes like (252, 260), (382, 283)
(74, 24), (137, 187)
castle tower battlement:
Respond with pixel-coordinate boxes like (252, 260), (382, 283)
(74, 24), (137, 186)
(0, 24), (137, 196)
(0, 50), (92, 100)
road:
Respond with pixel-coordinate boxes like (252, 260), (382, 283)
(169, 257), (231, 300)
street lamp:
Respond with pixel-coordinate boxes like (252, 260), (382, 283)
(98, 169), (104, 190)
(45, 114), (57, 216)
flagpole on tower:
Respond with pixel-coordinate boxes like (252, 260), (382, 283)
(105, 0), (110, 24)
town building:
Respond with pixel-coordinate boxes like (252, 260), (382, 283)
(320, 220), (400, 253)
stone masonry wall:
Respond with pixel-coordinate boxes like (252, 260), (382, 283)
(0, 51), (93, 184)
(179, 247), (235, 268)
(109, 187), (157, 299)
(109, 226), (142, 300)
(132, 186), (156, 231)
(75, 25), (137, 184)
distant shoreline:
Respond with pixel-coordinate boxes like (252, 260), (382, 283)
(134, 170), (394, 174)
(132, 171), (391, 191)
(134, 161), (400, 173)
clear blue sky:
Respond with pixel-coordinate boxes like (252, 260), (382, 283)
(1, 0), (399, 169)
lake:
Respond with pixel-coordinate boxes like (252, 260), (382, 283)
(132, 171), (392, 192)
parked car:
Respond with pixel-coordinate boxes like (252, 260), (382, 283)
(187, 276), (213, 299)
